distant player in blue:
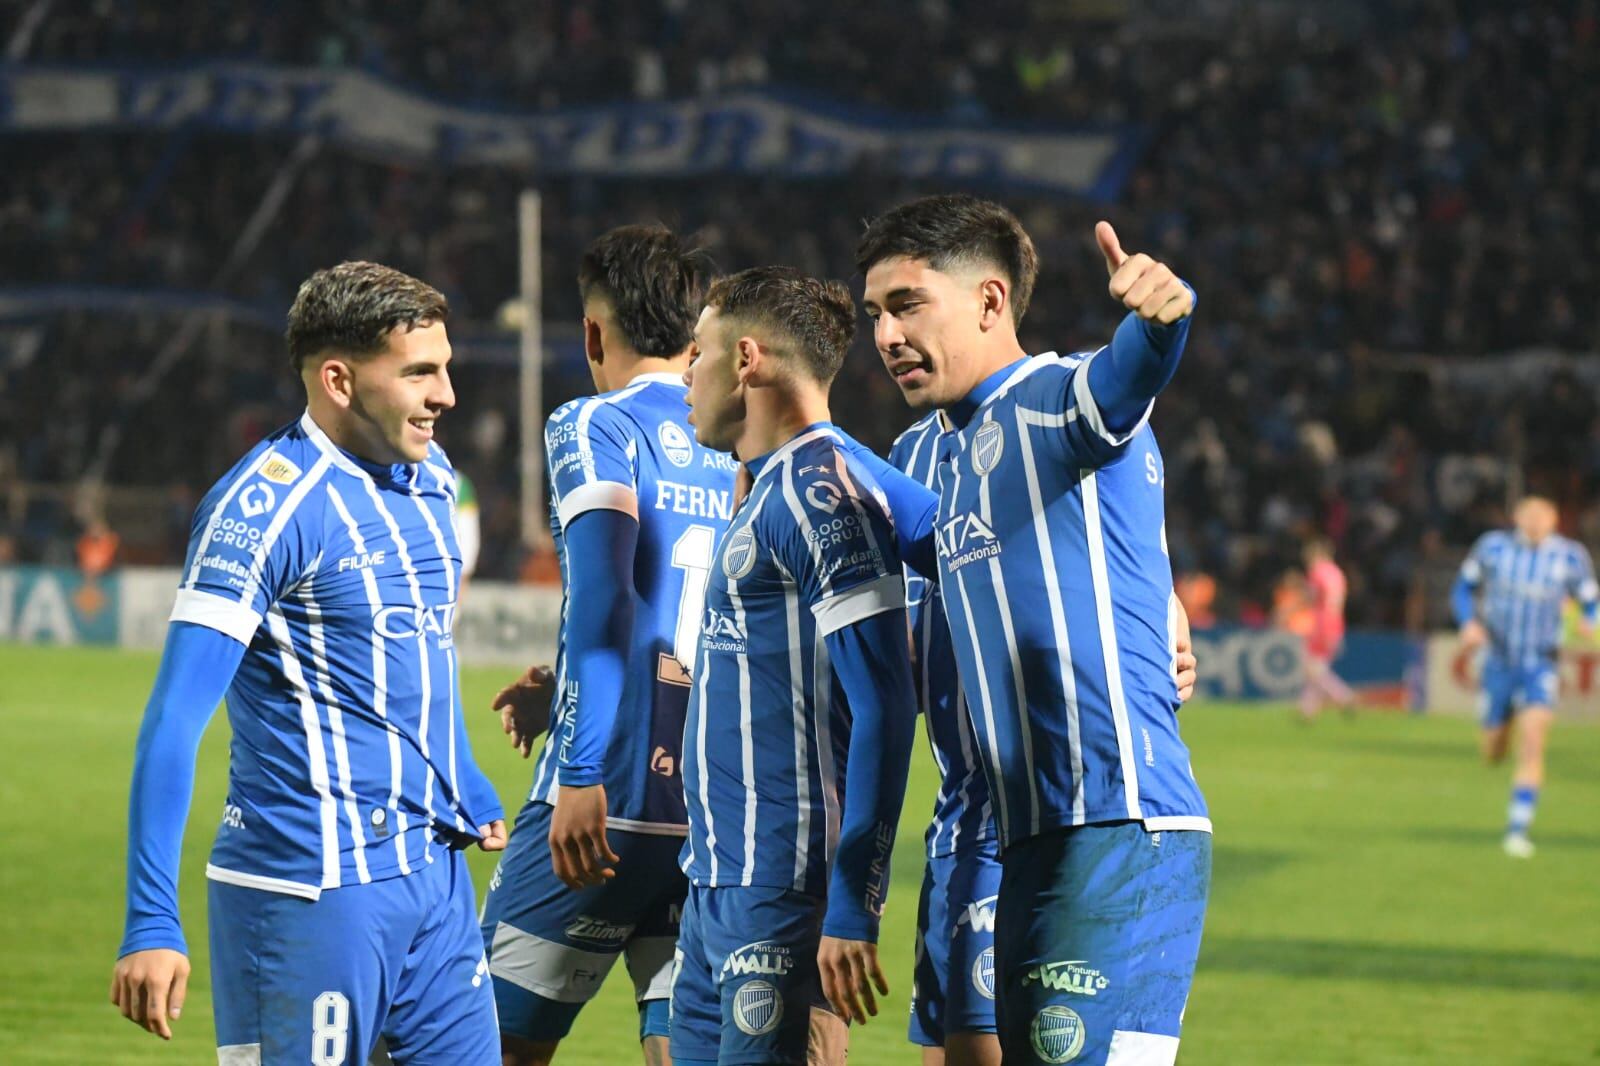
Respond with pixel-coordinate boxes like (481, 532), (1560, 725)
(1452, 494), (1598, 858)
(478, 225), (733, 1066)
(857, 195), (1210, 1066)
(890, 414), (1200, 1066)
(111, 262), (505, 1063)
(672, 267), (919, 1066)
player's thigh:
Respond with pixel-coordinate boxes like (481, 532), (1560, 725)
(909, 856), (949, 1048)
(383, 852), (498, 1065)
(994, 824), (1211, 1066)
(209, 877), (406, 1065)
(623, 854), (689, 1042)
(1479, 660), (1517, 735)
(669, 885), (723, 1065)
(483, 806), (684, 1042)
(704, 885), (832, 1066)
(941, 845), (1002, 1043)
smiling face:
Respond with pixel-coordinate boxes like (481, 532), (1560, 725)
(863, 256), (998, 410)
(683, 305), (746, 453)
(328, 321), (456, 464)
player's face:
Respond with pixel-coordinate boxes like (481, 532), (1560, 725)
(1514, 498), (1558, 542)
(683, 307), (744, 452)
(343, 321), (456, 464)
(863, 256), (989, 410)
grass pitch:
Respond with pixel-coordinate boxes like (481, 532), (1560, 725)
(2, 643), (1597, 1063)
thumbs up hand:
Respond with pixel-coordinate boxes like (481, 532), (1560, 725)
(1096, 221), (1194, 325)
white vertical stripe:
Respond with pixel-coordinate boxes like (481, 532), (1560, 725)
(299, 570), (371, 884)
(326, 485), (412, 875)
(812, 630), (840, 867)
(942, 455), (1012, 843)
(830, 447), (886, 562)
(976, 414), (1042, 838)
(779, 459), (837, 595)
(729, 571), (757, 887)
(182, 448), (277, 588)
(695, 645), (717, 883)
(1080, 469), (1143, 821)
(235, 456), (335, 609)
(784, 572), (812, 892)
(265, 608), (340, 889)
(413, 470), (468, 831)
(358, 477), (439, 862)
(1017, 407), (1086, 825)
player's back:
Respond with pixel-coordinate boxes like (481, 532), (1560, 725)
(173, 414), (486, 898)
(933, 352), (1206, 847)
(530, 373), (738, 832)
(889, 413), (995, 858)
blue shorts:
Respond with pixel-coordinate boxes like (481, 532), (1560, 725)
(669, 883), (833, 1065)
(909, 839), (1002, 1046)
(995, 822), (1210, 1066)
(1480, 657), (1559, 728)
(209, 849), (496, 1065)
(479, 800), (685, 1042)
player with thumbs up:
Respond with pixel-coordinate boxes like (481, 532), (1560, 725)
(835, 194), (1209, 1066)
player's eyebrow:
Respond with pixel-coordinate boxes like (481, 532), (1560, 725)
(399, 359), (445, 374)
(866, 286), (927, 311)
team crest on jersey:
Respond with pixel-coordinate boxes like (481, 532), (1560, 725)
(658, 421), (693, 468)
(258, 452), (302, 484)
(971, 421), (1005, 476)
(723, 526), (758, 579)
(1031, 1004), (1087, 1063)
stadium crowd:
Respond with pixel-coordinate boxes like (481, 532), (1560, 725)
(4, 0), (1598, 626)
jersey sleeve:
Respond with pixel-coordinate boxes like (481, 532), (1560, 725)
(1451, 533), (1493, 625)
(769, 449), (906, 637)
(168, 447), (324, 645)
(545, 398), (639, 529)
(1569, 543), (1599, 621)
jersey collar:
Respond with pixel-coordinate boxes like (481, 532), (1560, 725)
(945, 353), (1058, 432)
(628, 371), (686, 387)
(298, 410), (414, 485)
(744, 422), (839, 481)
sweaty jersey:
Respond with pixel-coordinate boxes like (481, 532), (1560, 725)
(527, 373), (738, 832)
(932, 352), (1207, 848)
(1457, 530), (1598, 664)
(889, 413), (995, 858)
(170, 413), (496, 899)
(680, 425), (905, 896)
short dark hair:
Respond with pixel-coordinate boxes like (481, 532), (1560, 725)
(578, 224), (712, 357)
(855, 194), (1039, 325)
(287, 261), (449, 371)
(704, 266), (856, 385)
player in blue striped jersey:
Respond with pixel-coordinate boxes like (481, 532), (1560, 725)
(857, 195), (1209, 1066)
(890, 411), (1199, 1066)
(671, 267), (919, 1066)
(112, 263), (504, 1063)
(478, 225), (735, 1064)
(1452, 495), (1598, 858)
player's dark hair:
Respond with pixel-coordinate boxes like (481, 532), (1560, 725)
(578, 224), (713, 357)
(705, 266), (856, 385)
(286, 261), (449, 372)
(855, 193), (1039, 326)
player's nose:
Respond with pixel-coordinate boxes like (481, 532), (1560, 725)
(873, 312), (904, 354)
(431, 367), (456, 411)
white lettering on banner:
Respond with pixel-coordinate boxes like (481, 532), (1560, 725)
(1187, 629), (1302, 700)
(0, 69), (1127, 195)
(1425, 634), (1600, 719)
(0, 570), (75, 643)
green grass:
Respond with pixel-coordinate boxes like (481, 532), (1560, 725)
(2, 644), (1598, 1063)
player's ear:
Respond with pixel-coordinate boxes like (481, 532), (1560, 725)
(318, 358), (356, 409)
(978, 277), (1008, 331)
(735, 335), (762, 386)
(582, 316), (604, 366)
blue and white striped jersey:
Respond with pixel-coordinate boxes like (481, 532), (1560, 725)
(933, 353), (1207, 848)
(528, 373), (738, 832)
(680, 425), (905, 896)
(170, 413), (498, 900)
(888, 413), (995, 858)
(1457, 530), (1598, 663)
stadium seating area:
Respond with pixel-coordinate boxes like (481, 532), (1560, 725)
(4, 0), (1598, 624)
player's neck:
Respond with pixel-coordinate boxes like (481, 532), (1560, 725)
(601, 349), (692, 391)
(736, 387), (830, 464)
(959, 338), (1030, 402)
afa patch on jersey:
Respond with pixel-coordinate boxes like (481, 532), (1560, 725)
(258, 452), (303, 485)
